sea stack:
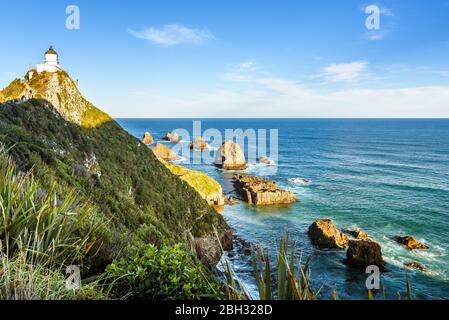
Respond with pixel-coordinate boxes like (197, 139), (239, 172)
(215, 140), (247, 170)
(142, 132), (154, 145)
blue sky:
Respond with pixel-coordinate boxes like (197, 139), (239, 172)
(1, 0), (449, 117)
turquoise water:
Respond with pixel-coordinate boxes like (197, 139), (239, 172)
(117, 119), (449, 300)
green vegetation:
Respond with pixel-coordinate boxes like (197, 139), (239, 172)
(0, 155), (106, 299)
(105, 244), (222, 300)
(165, 162), (223, 201)
(0, 98), (228, 268)
(251, 235), (317, 300)
(0, 70), (230, 300)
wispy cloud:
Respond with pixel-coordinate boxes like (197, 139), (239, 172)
(223, 60), (258, 82)
(129, 24), (213, 46)
(321, 61), (368, 82)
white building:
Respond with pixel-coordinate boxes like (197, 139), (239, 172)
(36, 46), (62, 73)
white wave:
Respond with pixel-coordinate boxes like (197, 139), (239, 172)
(288, 178), (312, 185)
(170, 156), (188, 163)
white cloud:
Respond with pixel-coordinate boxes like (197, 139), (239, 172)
(223, 60), (258, 82)
(129, 24), (213, 46)
(322, 61), (368, 82)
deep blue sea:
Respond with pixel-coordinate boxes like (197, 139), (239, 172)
(117, 119), (449, 300)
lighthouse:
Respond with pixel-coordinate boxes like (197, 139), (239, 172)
(36, 46), (62, 73)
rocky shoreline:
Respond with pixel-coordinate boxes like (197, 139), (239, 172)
(143, 133), (431, 276)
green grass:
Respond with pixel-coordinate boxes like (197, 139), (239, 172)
(0, 98), (230, 271)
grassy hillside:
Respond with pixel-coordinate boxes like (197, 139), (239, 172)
(0, 95), (229, 269)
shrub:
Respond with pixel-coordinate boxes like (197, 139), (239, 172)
(105, 244), (222, 300)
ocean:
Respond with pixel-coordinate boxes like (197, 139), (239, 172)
(117, 118), (449, 300)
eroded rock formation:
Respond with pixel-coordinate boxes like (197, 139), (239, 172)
(215, 141), (247, 170)
(308, 219), (349, 249)
(233, 174), (297, 205)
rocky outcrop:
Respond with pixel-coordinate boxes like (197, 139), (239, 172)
(194, 229), (233, 268)
(343, 229), (372, 242)
(190, 136), (209, 151)
(164, 162), (225, 208)
(163, 132), (181, 143)
(394, 236), (429, 250)
(404, 261), (427, 272)
(346, 240), (386, 271)
(151, 142), (180, 161)
(215, 141), (247, 170)
(0, 71), (111, 128)
(233, 174), (297, 205)
(308, 219), (349, 249)
(142, 132), (154, 145)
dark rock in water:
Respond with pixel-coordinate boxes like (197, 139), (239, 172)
(346, 240), (386, 271)
(394, 236), (429, 250)
(308, 219), (349, 249)
(404, 261), (427, 272)
(233, 174), (297, 205)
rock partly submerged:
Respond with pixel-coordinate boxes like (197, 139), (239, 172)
(343, 228), (373, 242)
(151, 142), (181, 162)
(215, 141), (247, 170)
(346, 239), (386, 271)
(163, 132), (181, 143)
(190, 136), (209, 151)
(404, 261), (427, 272)
(308, 219), (349, 249)
(233, 174), (297, 205)
(259, 156), (275, 165)
(394, 236), (429, 250)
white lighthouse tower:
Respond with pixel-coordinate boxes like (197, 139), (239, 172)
(36, 46), (62, 73)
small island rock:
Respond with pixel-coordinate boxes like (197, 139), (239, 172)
(308, 219), (349, 249)
(163, 132), (181, 143)
(190, 136), (209, 151)
(142, 132), (154, 145)
(215, 141), (247, 170)
(346, 239), (386, 271)
(233, 174), (297, 205)
(395, 236), (429, 250)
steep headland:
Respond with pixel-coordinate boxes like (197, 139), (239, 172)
(0, 70), (231, 269)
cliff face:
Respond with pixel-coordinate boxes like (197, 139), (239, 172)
(0, 71), (231, 267)
(0, 71), (111, 128)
